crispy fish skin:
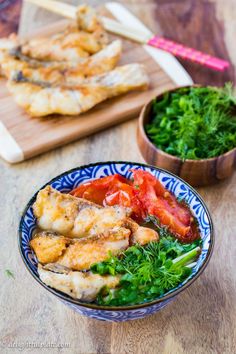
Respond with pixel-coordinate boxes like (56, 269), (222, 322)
(7, 63), (149, 117)
(7, 50), (79, 70)
(21, 38), (89, 62)
(38, 264), (120, 302)
(0, 50), (85, 76)
(30, 231), (70, 264)
(21, 30), (104, 62)
(31, 228), (130, 270)
(2, 40), (122, 85)
(76, 4), (106, 34)
(57, 229), (130, 270)
(33, 186), (130, 238)
(0, 33), (88, 65)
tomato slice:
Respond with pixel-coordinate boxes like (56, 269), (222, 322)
(105, 180), (144, 220)
(163, 193), (191, 225)
(131, 169), (166, 197)
(70, 174), (130, 205)
(131, 169), (199, 242)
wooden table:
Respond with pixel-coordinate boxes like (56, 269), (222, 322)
(0, 1), (236, 353)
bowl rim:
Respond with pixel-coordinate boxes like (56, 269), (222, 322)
(139, 85), (236, 163)
(18, 161), (214, 311)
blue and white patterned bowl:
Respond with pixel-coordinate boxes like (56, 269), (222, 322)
(18, 161), (214, 322)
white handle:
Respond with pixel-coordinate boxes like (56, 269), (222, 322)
(25, 0), (76, 19)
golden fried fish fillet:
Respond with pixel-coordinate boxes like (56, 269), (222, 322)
(31, 229), (130, 270)
(0, 49), (65, 72)
(33, 185), (130, 238)
(38, 263), (120, 301)
(20, 29), (106, 62)
(76, 4), (105, 34)
(30, 232), (69, 264)
(0, 49), (80, 75)
(7, 63), (149, 117)
(2, 40), (122, 85)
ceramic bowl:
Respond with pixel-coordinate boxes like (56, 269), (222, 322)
(137, 86), (236, 186)
(19, 161), (214, 322)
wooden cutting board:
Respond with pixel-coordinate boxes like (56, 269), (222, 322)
(0, 9), (177, 164)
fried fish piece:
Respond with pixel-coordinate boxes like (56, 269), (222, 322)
(30, 228), (130, 270)
(2, 40), (122, 84)
(76, 5), (102, 32)
(7, 63), (149, 117)
(0, 49), (64, 71)
(0, 49), (82, 75)
(33, 185), (130, 238)
(20, 29), (106, 62)
(124, 218), (159, 246)
(30, 231), (70, 264)
(38, 263), (120, 301)
(20, 33), (89, 62)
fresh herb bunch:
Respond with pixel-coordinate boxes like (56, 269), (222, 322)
(91, 232), (202, 306)
(146, 84), (236, 160)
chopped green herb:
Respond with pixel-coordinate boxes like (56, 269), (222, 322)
(5, 269), (15, 279)
(91, 232), (201, 306)
(146, 84), (236, 160)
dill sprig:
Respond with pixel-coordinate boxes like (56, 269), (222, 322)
(92, 232), (201, 306)
(146, 83), (236, 160)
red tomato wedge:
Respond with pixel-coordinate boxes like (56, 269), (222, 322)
(70, 174), (128, 205)
(131, 169), (199, 242)
(106, 182), (144, 220)
(70, 170), (200, 243)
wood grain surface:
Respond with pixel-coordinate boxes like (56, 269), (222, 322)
(0, 1), (236, 354)
(0, 0), (22, 36)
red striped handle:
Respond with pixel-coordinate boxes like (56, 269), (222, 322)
(148, 36), (229, 72)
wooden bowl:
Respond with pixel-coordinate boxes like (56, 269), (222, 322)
(137, 87), (236, 187)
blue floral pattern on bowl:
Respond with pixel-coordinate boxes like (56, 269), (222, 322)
(19, 162), (214, 322)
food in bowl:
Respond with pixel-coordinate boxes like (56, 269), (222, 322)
(146, 84), (236, 160)
(29, 169), (202, 306)
(19, 162), (213, 321)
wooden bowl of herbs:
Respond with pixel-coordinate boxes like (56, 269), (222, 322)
(137, 84), (236, 186)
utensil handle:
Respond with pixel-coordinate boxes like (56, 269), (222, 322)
(25, 0), (76, 19)
(148, 36), (230, 72)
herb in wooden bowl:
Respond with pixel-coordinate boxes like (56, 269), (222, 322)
(146, 84), (236, 160)
(137, 84), (236, 186)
